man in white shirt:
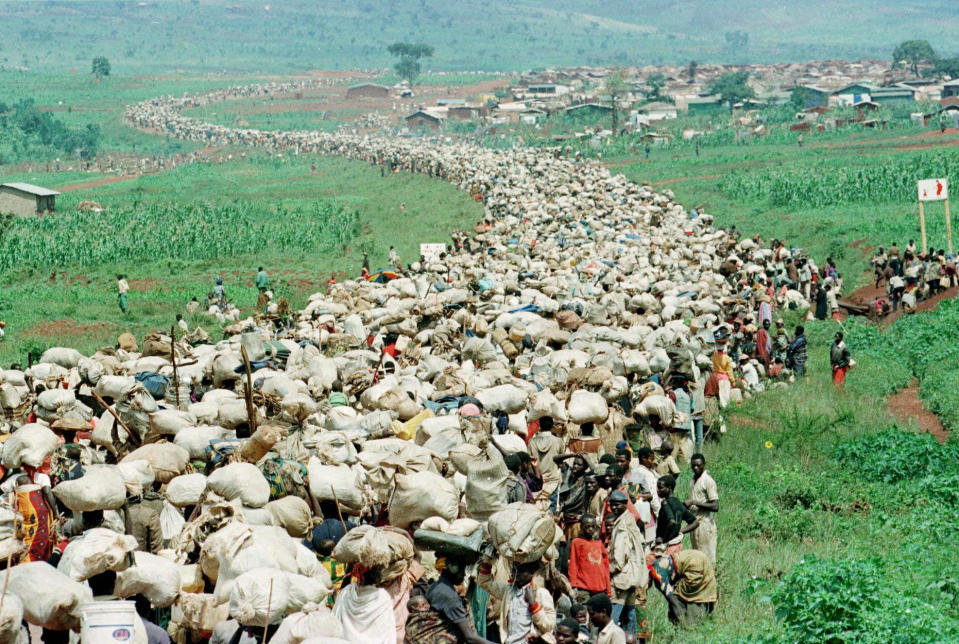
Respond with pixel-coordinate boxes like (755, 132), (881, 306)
(634, 448), (661, 545)
(686, 454), (719, 563)
(586, 593), (626, 644)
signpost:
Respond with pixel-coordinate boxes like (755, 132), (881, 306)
(917, 178), (950, 254)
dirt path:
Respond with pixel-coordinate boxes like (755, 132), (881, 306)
(844, 281), (958, 324)
(887, 381), (948, 443)
(59, 174), (143, 192)
(58, 145), (228, 193)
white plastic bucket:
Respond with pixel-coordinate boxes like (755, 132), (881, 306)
(80, 601), (137, 644)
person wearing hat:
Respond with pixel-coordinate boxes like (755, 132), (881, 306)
(607, 489), (646, 637)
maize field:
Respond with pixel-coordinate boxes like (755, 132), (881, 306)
(0, 200), (359, 273)
(720, 151), (959, 208)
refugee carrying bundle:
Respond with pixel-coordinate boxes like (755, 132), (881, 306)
(464, 447), (508, 521)
(208, 462), (271, 508)
(166, 473), (208, 507)
(53, 465), (127, 512)
(7, 561), (94, 630)
(487, 503), (557, 564)
(1, 423), (60, 468)
(567, 389), (609, 424)
(476, 384), (527, 414)
(57, 527), (137, 581)
(267, 496), (313, 538)
(229, 567), (291, 627)
(307, 458), (368, 515)
(122, 442), (190, 483)
(114, 551), (182, 608)
(332, 525), (392, 567)
(387, 471), (458, 529)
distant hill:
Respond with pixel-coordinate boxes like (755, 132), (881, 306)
(0, 0), (955, 73)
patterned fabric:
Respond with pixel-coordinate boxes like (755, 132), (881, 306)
(405, 610), (460, 644)
(49, 444), (84, 486)
(17, 487), (54, 562)
(258, 457), (310, 502)
(648, 555), (676, 598)
(320, 555), (349, 607)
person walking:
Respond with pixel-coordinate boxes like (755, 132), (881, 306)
(786, 325), (808, 377)
(255, 266), (269, 293)
(117, 274), (130, 314)
(685, 454), (719, 563)
(213, 278), (226, 309)
(830, 331), (852, 390)
(607, 489), (646, 636)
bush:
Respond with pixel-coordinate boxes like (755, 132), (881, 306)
(833, 429), (959, 484)
(773, 556), (881, 642)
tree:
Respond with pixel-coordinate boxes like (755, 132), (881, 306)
(687, 60), (698, 82)
(386, 42), (433, 86)
(647, 73), (665, 101)
(603, 68), (629, 135)
(789, 86), (810, 111)
(91, 56), (111, 80)
(892, 40), (936, 77)
(933, 56), (959, 78)
(708, 71), (756, 110)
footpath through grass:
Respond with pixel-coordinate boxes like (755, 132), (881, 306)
(0, 154), (482, 364)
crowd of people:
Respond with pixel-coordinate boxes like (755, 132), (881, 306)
(0, 81), (866, 644)
(870, 240), (957, 315)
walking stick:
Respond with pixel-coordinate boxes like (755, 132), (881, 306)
(92, 390), (141, 448)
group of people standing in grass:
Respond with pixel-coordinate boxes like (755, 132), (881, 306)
(871, 240), (957, 315)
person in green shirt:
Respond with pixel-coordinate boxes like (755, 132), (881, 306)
(255, 266), (269, 293)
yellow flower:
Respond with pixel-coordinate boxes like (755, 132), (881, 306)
(765, 441), (773, 449)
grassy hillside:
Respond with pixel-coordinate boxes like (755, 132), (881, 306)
(0, 155), (482, 363)
(0, 0), (954, 73)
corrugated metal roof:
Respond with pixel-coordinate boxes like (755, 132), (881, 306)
(0, 182), (60, 196)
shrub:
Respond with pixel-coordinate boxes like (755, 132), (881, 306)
(833, 429), (959, 484)
(772, 557), (881, 642)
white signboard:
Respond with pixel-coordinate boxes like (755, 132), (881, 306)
(918, 178), (948, 202)
(420, 243), (447, 263)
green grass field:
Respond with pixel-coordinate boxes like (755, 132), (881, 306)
(0, 155), (482, 363)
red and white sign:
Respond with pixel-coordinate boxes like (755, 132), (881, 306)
(918, 178), (948, 202)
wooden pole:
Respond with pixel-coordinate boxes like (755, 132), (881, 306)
(946, 198), (953, 256)
(330, 485), (348, 533)
(240, 345), (257, 433)
(170, 325), (180, 410)
(919, 201), (927, 254)
(262, 578), (273, 644)
(91, 390), (141, 448)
